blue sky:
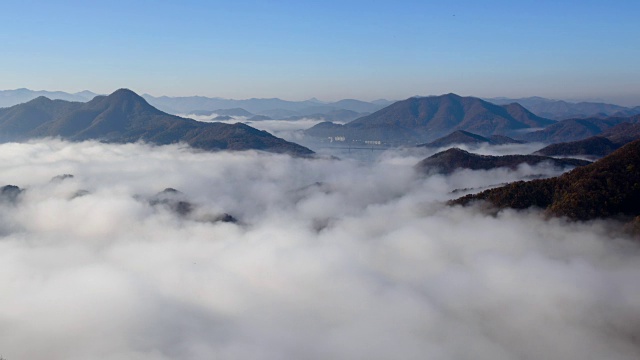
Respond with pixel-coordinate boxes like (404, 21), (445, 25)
(1, 0), (639, 104)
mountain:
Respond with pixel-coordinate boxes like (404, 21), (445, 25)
(419, 130), (489, 147)
(532, 120), (640, 158)
(600, 122), (640, 145)
(486, 96), (636, 120)
(305, 94), (555, 145)
(488, 135), (526, 145)
(415, 148), (589, 175)
(418, 130), (524, 148)
(519, 115), (640, 143)
(141, 94), (385, 116)
(450, 139), (640, 222)
(148, 188), (237, 223)
(0, 185), (23, 204)
(371, 99), (395, 106)
(0, 88), (99, 108)
(533, 136), (620, 158)
(0, 89), (314, 156)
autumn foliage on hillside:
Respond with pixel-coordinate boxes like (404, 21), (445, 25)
(451, 139), (640, 221)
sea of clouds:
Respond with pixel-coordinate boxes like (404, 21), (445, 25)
(0, 139), (638, 360)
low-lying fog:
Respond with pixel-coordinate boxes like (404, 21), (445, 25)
(185, 113), (549, 161)
(184, 114), (331, 145)
(0, 139), (638, 360)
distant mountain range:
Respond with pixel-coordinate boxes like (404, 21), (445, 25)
(451, 139), (640, 223)
(189, 107), (366, 122)
(0, 89), (313, 156)
(3, 89), (639, 122)
(486, 96), (640, 120)
(518, 115), (640, 143)
(142, 94), (387, 117)
(4, 89), (639, 149)
(0, 88), (98, 108)
(0, 88), (388, 120)
(415, 148), (589, 175)
(305, 94), (556, 145)
(533, 121), (640, 158)
(534, 137), (620, 158)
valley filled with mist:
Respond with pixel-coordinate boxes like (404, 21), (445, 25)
(0, 134), (638, 359)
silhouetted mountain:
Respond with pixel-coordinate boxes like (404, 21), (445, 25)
(0, 185), (23, 204)
(500, 103), (555, 127)
(450, 139), (640, 221)
(487, 96), (634, 120)
(149, 188), (194, 216)
(418, 130), (489, 147)
(519, 115), (640, 143)
(371, 99), (395, 106)
(534, 136), (620, 158)
(488, 135), (526, 145)
(600, 122), (640, 145)
(50, 174), (74, 183)
(611, 107), (640, 117)
(212, 115), (233, 121)
(0, 88), (98, 108)
(533, 120), (640, 158)
(0, 89), (314, 156)
(416, 148), (589, 175)
(142, 94), (385, 115)
(418, 130), (524, 148)
(305, 94), (555, 145)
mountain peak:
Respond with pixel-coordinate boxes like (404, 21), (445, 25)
(0, 91), (314, 156)
(442, 93), (462, 99)
(27, 96), (53, 104)
(99, 88), (159, 113)
(108, 88), (144, 100)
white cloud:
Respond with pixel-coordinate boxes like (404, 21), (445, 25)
(0, 139), (637, 360)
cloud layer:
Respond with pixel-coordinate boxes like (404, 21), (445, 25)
(0, 139), (638, 360)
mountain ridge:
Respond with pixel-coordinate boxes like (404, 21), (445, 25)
(486, 96), (639, 120)
(450, 139), (640, 221)
(416, 148), (589, 175)
(305, 93), (555, 144)
(0, 89), (314, 156)
(418, 130), (524, 148)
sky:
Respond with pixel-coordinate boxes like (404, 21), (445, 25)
(1, 0), (639, 104)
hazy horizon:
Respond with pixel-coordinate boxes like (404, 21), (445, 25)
(1, 87), (639, 108)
